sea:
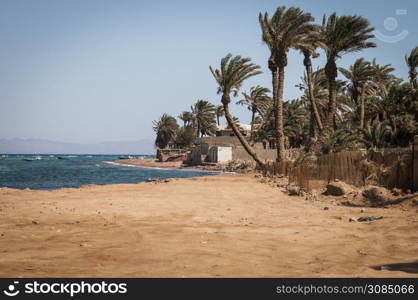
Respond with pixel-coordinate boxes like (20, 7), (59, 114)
(0, 154), (219, 190)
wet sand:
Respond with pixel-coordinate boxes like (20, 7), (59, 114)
(0, 173), (417, 277)
(115, 158), (183, 169)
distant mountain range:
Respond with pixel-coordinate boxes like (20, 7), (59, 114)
(0, 138), (155, 154)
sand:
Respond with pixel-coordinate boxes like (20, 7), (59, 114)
(115, 158), (183, 169)
(0, 173), (417, 277)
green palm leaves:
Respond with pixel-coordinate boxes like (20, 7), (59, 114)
(152, 114), (179, 149)
(319, 13), (376, 60)
(209, 54), (261, 102)
(405, 47), (418, 89)
(210, 54), (265, 166)
(191, 100), (217, 137)
(237, 86), (271, 115)
(259, 6), (315, 67)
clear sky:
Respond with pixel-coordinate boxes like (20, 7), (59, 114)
(0, 0), (417, 143)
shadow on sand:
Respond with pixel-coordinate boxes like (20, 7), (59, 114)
(371, 261), (418, 274)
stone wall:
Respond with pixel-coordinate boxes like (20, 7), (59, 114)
(231, 145), (277, 161)
(156, 148), (187, 162)
(185, 136), (277, 164)
(202, 136), (276, 162)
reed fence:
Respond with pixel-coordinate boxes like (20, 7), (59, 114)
(263, 149), (413, 191)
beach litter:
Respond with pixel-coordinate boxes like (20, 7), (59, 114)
(146, 178), (172, 184)
(349, 216), (384, 222)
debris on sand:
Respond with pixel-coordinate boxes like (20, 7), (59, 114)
(324, 180), (347, 196)
(349, 216), (384, 222)
(362, 186), (392, 204)
(357, 216), (384, 222)
(357, 249), (368, 255)
(391, 188), (402, 196)
(146, 178), (172, 184)
(286, 185), (300, 196)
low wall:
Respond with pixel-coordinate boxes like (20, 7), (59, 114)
(232, 146), (276, 161)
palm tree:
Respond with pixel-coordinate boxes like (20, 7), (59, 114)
(314, 13), (376, 153)
(405, 46), (418, 89)
(283, 99), (309, 147)
(259, 6), (315, 161)
(152, 114), (179, 149)
(297, 67), (330, 150)
(322, 126), (360, 154)
(190, 100), (217, 137)
(178, 111), (194, 126)
(215, 105), (225, 126)
(361, 120), (392, 150)
(237, 85), (270, 137)
(339, 58), (376, 129)
(295, 29), (323, 135)
(209, 54), (265, 166)
(173, 125), (196, 149)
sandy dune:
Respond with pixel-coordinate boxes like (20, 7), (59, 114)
(0, 173), (417, 277)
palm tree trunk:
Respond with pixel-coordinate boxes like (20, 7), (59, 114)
(222, 99), (265, 167)
(359, 86), (365, 129)
(275, 66), (285, 162)
(304, 53), (323, 131)
(217, 116), (220, 126)
(250, 110), (255, 139)
(323, 78), (337, 134)
(305, 103), (315, 152)
(313, 60), (338, 153)
(409, 69), (417, 90)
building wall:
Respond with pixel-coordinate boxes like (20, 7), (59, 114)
(208, 146), (232, 162)
(232, 146), (276, 161)
(185, 135), (280, 165)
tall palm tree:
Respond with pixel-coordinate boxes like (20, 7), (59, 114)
(215, 105), (225, 126)
(209, 54), (265, 166)
(259, 6), (315, 161)
(295, 29), (323, 134)
(237, 85), (270, 137)
(314, 13), (375, 153)
(152, 114), (179, 149)
(191, 100), (216, 137)
(405, 46), (418, 89)
(339, 58), (376, 129)
(178, 111), (194, 126)
(296, 67), (329, 149)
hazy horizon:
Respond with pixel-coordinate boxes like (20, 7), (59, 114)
(1, 0), (417, 144)
(0, 137), (154, 154)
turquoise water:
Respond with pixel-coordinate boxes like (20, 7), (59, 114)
(0, 154), (218, 190)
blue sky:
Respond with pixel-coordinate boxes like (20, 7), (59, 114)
(0, 0), (417, 143)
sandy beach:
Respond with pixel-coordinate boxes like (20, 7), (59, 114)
(0, 173), (417, 277)
(115, 158), (184, 169)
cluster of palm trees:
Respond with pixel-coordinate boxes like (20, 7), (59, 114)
(154, 6), (418, 168)
(153, 99), (223, 149)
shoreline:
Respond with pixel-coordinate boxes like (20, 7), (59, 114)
(113, 158), (229, 172)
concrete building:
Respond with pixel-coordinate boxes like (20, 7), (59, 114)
(185, 124), (276, 164)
